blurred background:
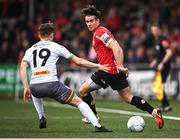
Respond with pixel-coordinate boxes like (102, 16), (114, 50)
(0, 0), (179, 101)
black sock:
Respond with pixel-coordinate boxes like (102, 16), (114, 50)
(131, 96), (154, 114)
(82, 93), (97, 115)
(162, 91), (170, 107)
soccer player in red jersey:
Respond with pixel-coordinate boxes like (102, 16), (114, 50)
(79, 5), (164, 129)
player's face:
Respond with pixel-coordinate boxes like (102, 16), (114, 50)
(151, 26), (160, 38)
(85, 15), (100, 32)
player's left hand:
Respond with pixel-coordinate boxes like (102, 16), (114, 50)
(118, 66), (129, 76)
(98, 64), (111, 72)
(157, 63), (164, 72)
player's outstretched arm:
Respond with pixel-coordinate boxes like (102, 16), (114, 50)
(20, 61), (31, 103)
(71, 55), (110, 72)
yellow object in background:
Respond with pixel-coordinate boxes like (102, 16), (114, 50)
(152, 71), (164, 101)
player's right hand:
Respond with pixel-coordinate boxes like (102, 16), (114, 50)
(150, 60), (157, 68)
(98, 64), (111, 72)
(23, 87), (31, 103)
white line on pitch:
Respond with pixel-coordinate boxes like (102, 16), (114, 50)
(43, 101), (180, 121)
(97, 107), (180, 121)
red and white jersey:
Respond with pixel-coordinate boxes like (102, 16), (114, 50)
(93, 26), (119, 74)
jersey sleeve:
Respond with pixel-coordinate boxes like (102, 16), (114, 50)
(55, 43), (74, 59)
(22, 50), (30, 64)
(95, 30), (113, 47)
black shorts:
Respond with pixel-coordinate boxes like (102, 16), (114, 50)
(91, 70), (129, 91)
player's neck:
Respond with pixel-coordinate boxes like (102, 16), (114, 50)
(155, 35), (160, 40)
(93, 24), (101, 33)
(41, 38), (49, 41)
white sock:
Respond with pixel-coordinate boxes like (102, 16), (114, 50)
(31, 95), (45, 119)
(152, 109), (157, 117)
(78, 101), (101, 127)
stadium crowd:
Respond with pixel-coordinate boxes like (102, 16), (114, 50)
(0, 0), (179, 66)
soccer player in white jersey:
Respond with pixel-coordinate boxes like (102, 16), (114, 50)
(20, 22), (112, 132)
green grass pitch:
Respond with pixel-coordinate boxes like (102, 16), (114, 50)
(0, 99), (180, 138)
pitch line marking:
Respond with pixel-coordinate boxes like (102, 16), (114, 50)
(43, 101), (180, 121)
(97, 107), (180, 121)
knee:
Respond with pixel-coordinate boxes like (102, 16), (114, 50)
(70, 95), (82, 106)
(122, 95), (132, 104)
(79, 86), (87, 97)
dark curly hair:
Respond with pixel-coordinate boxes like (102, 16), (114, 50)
(81, 5), (101, 19)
